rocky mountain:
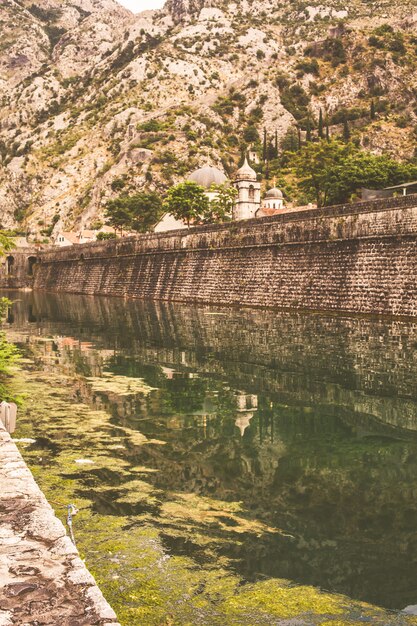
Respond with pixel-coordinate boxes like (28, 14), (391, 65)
(1, 0), (417, 238)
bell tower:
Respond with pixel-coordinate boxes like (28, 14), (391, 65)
(233, 157), (261, 220)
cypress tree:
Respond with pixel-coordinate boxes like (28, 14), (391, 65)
(297, 126), (301, 151)
(343, 117), (350, 142)
(274, 130), (278, 158)
(370, 99), (376, 120)
(262, 128), (267, 161)
(326, 119), (330, 141)
(318, 108), (324, 139)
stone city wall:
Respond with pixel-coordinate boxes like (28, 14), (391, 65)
(32, 194), (417, 317)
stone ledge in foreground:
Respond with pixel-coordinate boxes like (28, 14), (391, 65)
(0, 422), (121, 626)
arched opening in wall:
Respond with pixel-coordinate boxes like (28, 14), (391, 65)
(80, 254), (85, 262)
(248, 185), (255, 201)
(27, 256), (37, 276)
(6, 256), (14, 275)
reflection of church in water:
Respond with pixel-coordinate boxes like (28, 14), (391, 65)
(191, 391), (259, 438)
(164, 382), (259, 439)
(24, 331), (260, 438)
(235, 394), (258, 437)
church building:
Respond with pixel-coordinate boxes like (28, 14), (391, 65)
(154, 158), (285, 232)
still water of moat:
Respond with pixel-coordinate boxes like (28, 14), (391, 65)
(4, 291), (417, 625)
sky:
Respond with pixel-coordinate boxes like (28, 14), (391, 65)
(118, 0), (165, 12)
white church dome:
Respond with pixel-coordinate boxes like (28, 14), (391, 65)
(265, 187), (283, 199)
(235, 157), (257, 182)
(188, 166), (227, 189)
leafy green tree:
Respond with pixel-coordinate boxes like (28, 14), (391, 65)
(267, 140), (277, 160)
(205, 183), (237, 223)
(163, 181), (209, 227)
(306, 118), (312, 142)
(96, 232), (117, 241)
(104, 197), (133, 233)
(105, 192), (162, 234)
(294, 140), (344, 206)
(281, 127), (298, 152)
(0, 233), (15, 255)
(130, 192), (163, 233)
(293, 139), (417, 207)
(0, 283), (19, 401)
(0, 233), (19, 400)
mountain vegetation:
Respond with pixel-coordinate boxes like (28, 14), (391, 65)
(2, 0), (417, 239)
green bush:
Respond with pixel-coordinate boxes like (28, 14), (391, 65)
(330, 107), (367, 124)
(305, 38), (346, 66)
(295, 58), (320, 76)
(243, 126), (260, 142)
(111, 178), (126, 191)
(97, 232), (117, 241)
(280, 84), (310, 121)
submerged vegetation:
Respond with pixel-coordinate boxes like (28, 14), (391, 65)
(12, 360), (417, 625)
(0, 316), (19, 400)
(6, 293), (417, 626)
(0, 232), (19, 399)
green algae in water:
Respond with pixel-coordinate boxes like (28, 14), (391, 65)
(6, 292), (417, 625)
(9, 357), (415, 626)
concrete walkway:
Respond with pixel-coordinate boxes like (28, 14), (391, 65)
(0, 423), (120, 626)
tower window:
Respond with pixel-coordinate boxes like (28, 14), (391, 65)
(249, 185), (255, 200)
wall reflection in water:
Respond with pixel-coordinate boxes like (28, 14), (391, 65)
(5, 290), (417, 610)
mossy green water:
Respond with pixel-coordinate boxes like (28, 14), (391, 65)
(10, 352), (417, 626)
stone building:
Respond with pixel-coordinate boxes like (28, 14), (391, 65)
(54, 227), (116, 247)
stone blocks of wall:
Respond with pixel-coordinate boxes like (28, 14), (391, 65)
(34, 197), (417, 318)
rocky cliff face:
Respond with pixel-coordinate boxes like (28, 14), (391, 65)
(164, 0), (209, 22)
(1, 0), (417, 238)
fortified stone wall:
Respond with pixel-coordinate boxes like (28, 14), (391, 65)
(33, 195), (417, 317)
(0, 248), (40, 289)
